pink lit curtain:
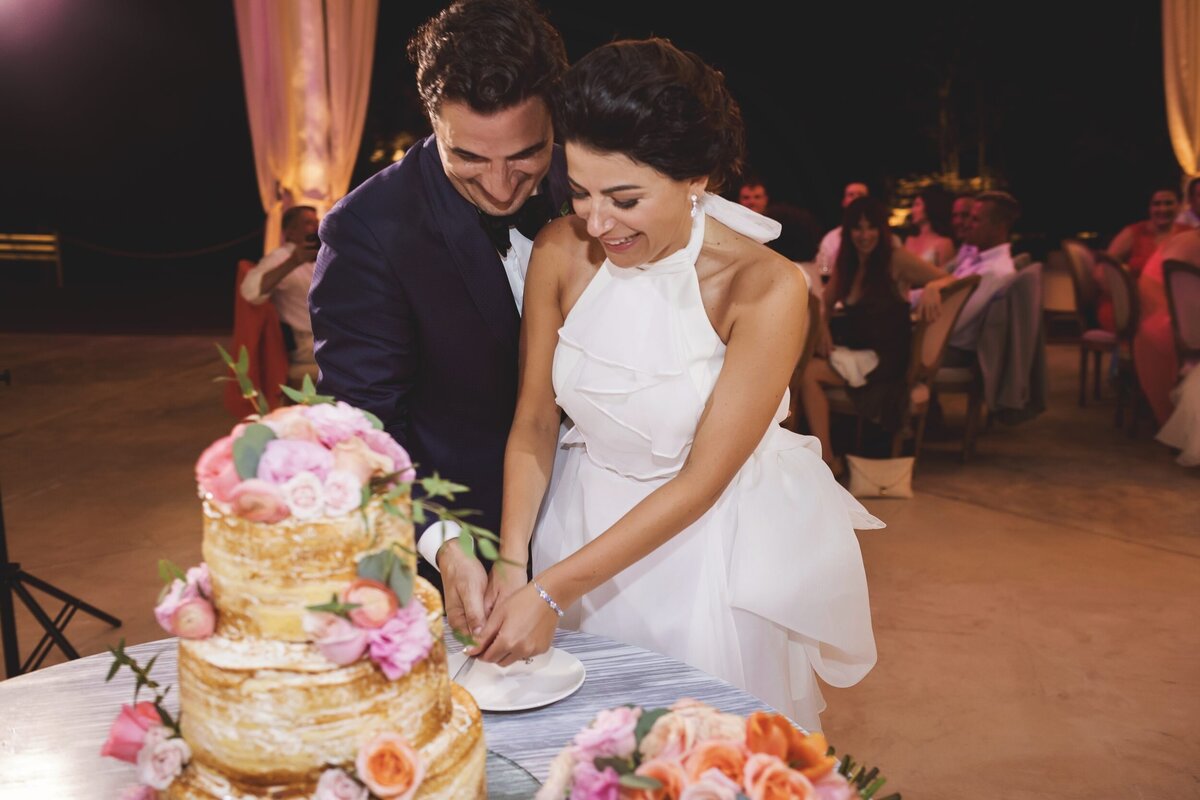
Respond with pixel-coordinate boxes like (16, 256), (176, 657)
(234, 0), (378, 253)
(1163, 0), (1200, 187)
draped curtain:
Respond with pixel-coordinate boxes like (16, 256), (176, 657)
(1163, 0), (1200, 184)
(234, 0), (378, 253)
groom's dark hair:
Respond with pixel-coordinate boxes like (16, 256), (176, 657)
(408, 0), (567, 118)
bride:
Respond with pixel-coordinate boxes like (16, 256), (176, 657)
(469, 37), (883, 731)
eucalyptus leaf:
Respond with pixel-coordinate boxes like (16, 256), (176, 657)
(388, 561), (414, 606)
(306, 599), (361, 616)
(419, 474), (469, 500)
(594, 756), (633, 774)
(411, 503), (427, 525)
(451, 627), (478, 648)
(633, 707), (670, 745)
(477, 538), (499, 561)
(280, 384), (306, 404)
(617, 775), (662, 790)
(457, 534), (476, 560)
(216, 343), (235, 368)
(357, 550), (394, 584)
(232, 423), (276, 480)
(236, 345), (250, 372)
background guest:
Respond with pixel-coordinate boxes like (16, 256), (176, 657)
(736, 174), (770, 214)
(903, 184), (956, 268)
(1176, 176), (1200, 228)
(950, 192), (975, 252)
(1135, 228), (1200, 425)
(814, 181), (872, 282)
(1099, 186), (1189, 331)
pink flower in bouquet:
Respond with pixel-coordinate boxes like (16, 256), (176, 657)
(680, 769), (743, 800)
(304, 401), (374, 447)
(568, 761), (620, 800)
(303, 612), (369, 666)
(263, 406), (321, 443)
(100, 702), (162, 763)
(136, 728), (191, 790)
(333, 435), (395, 483)
(257, 439), (334, 484)
(639, 711), (700, 762)
(743, 753), (814, 800)
(118, 785), (159, 800)
(356, 732), (425, 800)
(684, 740), (749, 784)
(281, 472), (326, 519)
(367, 599), (433, 680)
(154, 579), (197, 635)
(315, 768), (369, 800)
(573, 705), (640, 761)
(195, 436), (239, 505)
(360, 429), (416, 482)
(170, 597), (216, 639)
(323, 470), (366, 517)
(229, 479), (290, 523)
(184, 563), (212, 599)
(626, 757), (687, 800)
(811, 773), (857, 800)
(671, 699), (747, 744)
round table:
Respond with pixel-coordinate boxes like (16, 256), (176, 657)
(0, 627), (780, 798)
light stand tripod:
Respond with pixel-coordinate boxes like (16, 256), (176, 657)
(1, 486), (122, 678)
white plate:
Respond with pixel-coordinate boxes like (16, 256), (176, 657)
(448, 647), (586, 712)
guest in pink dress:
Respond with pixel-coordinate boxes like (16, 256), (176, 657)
(1134, 228), (1200, 425)
(1100, 187), (1189, 331)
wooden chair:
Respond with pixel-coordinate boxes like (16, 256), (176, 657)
(1061, 238), (1115, 406)
(1093, 253), (1142, 434)
(824, 275), (982, 468)
(1163, 259), (1200, 371)
(784, 291), (823, 432)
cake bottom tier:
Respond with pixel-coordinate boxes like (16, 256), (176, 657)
(166, 682), (486, 799)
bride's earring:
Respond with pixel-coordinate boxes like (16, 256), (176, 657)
(689, 194), (699, 218)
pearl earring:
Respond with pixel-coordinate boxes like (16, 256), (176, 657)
(689, 194), (699, 218)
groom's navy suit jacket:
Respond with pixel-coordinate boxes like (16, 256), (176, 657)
(310, 136), (570, 587)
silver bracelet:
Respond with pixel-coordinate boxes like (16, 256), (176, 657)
(533, 581), (565, 618)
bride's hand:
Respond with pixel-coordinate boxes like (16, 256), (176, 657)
(484, 560), (529, 618)
(472, 583), (558, 666)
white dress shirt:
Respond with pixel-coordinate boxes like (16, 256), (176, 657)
(416, 226), (535, 569)
(239, 242), (316, 363)
(946, 242), (1015, 351)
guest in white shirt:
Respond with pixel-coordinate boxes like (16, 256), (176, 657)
(950, 192), (975, 249)
(1176, 176), (1200, 229)
(814, 181), (870, 280)
(240, 205), (320, 366)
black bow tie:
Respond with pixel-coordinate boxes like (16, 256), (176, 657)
(478, 194), (556, 256)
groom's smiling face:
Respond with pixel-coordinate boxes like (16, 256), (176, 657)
(432, 97), (555, 217)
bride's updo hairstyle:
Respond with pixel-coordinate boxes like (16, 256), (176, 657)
(554, 38), (745, 192)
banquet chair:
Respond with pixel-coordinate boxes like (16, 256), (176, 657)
(784, 291), (823, 432)
(1093, 253), (1142, 434)
(825, 275), (981, 468)
(1061, 238), (1112, 405)
(1163, 259), (1200, 372)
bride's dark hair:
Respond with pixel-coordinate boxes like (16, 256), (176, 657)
(554, 38), (745, 192)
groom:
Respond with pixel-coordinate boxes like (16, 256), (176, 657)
(309, 0), (570, 634)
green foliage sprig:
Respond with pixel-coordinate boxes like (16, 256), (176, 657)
(105, 639), (182, 737)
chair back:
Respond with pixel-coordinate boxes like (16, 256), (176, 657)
(909, 275), (982, 384)
(1163, 259), (1200, 362)
(1093, 252), (1139, 338)
(1061, 238), (1098, 324)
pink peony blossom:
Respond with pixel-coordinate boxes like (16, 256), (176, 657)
(118, 786), (159, 800)
(154, 579), (198, 635)
(303, 612), (369, 665)
(257, 439), (334, 485)
(184, 563), (212, 599)
(573, 706), (640, 761)
(315, 768), (369, 800)
(170, 597), (216, 639)
(195, 436), (239, 505)
(323, 470), (365, 517)
(367, 599), (434, 680)
(304, 401), (374, 447)
(568, 761), (620, 800)
(811, 772), (857, 800)
(229, 479), (290, 523)
(136, 728), (191, 790)
(281, 471), (326, 519)
(100, 703), (162, 763)
(360, 429), (416, 482)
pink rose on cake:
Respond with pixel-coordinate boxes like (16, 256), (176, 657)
(304, 401), (374, 447)
(229, 479), (290, 523)
(136, 727), (192, 791)
(360, 429), (416, 483)
(315, 768), (369, 800)
(257, 439), (334, 484)
(323, 470), (366, 517)
(195, 436), (239, 505)
(281, 471), (325, 519)
(356, 733), (425, 800)
(333, 436), (395, 482)
(304, 612), (370, 666)
(100, 702), (162, 763)
(261, 405), (322, 443)
(366, 598), (433, 680)
(154, 564), (214, 640)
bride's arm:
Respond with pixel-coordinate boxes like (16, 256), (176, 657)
(475, 254), (809, 664)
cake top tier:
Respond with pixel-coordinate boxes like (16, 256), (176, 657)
(195, 400), (414, 524)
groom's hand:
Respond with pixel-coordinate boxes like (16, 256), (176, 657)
(437, 540), (488, 639)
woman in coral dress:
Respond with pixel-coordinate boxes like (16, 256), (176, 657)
(1134, 229), (1200, 425)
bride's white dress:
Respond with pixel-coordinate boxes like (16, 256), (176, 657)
(531, 194), (884, 731)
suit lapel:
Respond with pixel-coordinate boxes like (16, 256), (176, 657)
(420, 138), (520, 348)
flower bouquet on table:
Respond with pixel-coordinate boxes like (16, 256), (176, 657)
(537, 698), (899, 800)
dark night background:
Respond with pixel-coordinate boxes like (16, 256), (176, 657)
(0, 1), (1180, 333)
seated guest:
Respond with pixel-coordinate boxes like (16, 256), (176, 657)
(799, 197), (950, 476)
(814, 181), (871, 281)
(1099, 186), (1189, 331)
(950, 192), (975, 251)
(903, 184), (956, 268)
(1135, 228), (1200, 425)
(240, 205), (321, 371)
(1176, 176), (1200, 229)
(737, 175), (771, 214)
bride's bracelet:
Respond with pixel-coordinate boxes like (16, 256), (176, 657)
(533, 581), (565, 618)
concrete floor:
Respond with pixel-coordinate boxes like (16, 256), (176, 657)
(1, 333), (1197, 798)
